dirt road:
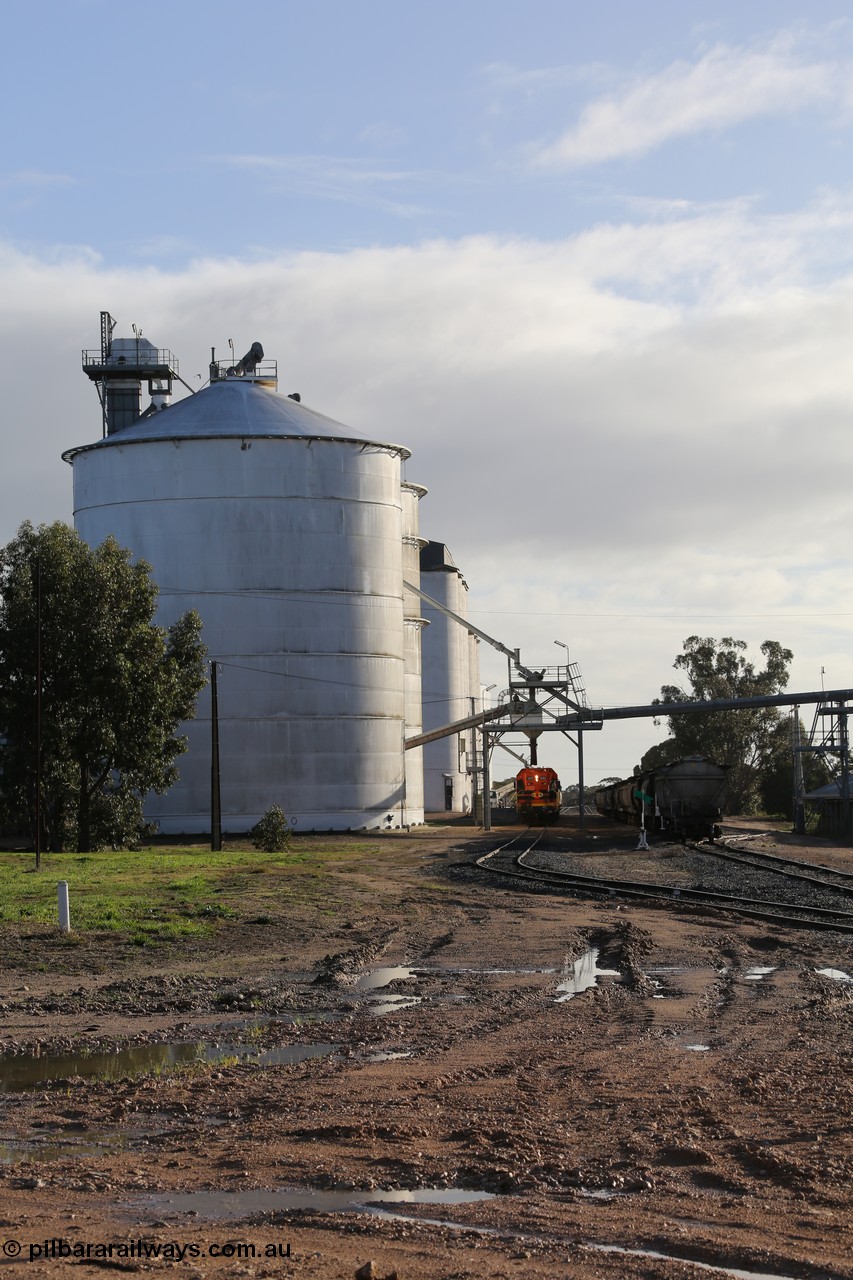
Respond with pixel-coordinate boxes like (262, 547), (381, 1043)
(1, 819), (851, 1279)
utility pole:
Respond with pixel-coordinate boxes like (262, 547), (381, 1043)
(577, 728), (585, 831)
(35, 550), (42, 871)
(792, 709), (806, 836)
(839, 701), (851, 844)
(483, 726), (491, 832)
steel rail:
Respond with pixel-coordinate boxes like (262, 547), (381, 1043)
(515, 851), (853, 923)
(693, 840), (853, 897)
(475, 843), (853, 933)
(474, 827), (546, 867)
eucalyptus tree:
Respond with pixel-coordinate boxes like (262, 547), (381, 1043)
(649, 636), (794, 813)
(0, 521), (205, 853)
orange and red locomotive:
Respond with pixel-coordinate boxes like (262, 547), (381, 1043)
(515, 766), (562, 823)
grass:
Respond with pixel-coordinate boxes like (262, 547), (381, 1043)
(0, 839), (379, 941)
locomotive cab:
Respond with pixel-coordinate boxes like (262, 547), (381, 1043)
(515, 766), (562, 824)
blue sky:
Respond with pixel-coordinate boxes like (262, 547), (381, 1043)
(2, 1), (853, 782)
(6, 1), (853, 260)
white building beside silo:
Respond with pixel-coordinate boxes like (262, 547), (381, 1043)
(419, 541), (481, 814)
(65, 330), (425, 832)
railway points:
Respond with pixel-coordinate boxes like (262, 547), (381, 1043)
(474, 821), (853, 933)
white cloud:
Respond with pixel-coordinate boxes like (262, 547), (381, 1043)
(531, 36), (843, 168)
(130, 235), (197, 259)
(356, 122), (409, 149)
(1, 189), (852, 776)
(212, 153), (441, 218)
(0, 170), (74, 191)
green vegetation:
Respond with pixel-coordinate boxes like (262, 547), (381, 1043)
(0, 521), (206, 853)
(0, 840), (376, 943)
(250, 804), (292, 852)
(644, 635), (829, 815)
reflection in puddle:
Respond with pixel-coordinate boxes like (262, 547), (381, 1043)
(743, 967), (776, 982)
(351, 966), (424, 1016)
(0, 1041), (339, 1092)
(556, 949), (621, 1002)
(816, 967), (853, 983)
(354, 966), (415, 991)
(684, 1044), (711, 1052)
(0, 1138), (114, 1164)
(365, 1051), (413, 1062)
(350, 963), (542, 1016)
(417, 966), (557, 976)
(370, 1188), (493, 1204)
(582, 1242), (801, 1280)
(140, 1184), (495, 1221)
(361, 996), (423, 1017)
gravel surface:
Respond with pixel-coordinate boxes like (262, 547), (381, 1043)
(0, 817), (851, 1280)
(527, 834), (853, 916)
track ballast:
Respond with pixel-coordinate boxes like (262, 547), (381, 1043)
(476, 828), (853, 933)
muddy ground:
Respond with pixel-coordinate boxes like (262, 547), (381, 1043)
(1, 817), (852, 1279)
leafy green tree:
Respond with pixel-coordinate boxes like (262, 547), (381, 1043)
(653, 636), (793, 813)
(0, 521), (206, 852)
(636, 740), (678, 775)
(759, 715), (832, 818)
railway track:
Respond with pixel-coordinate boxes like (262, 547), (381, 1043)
(695, 835), (853, 899)
(476, 830), (853, 933)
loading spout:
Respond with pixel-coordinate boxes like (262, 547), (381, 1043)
(230, 342), (264, 376)
(405, 703), (515, 750)
(404, 580), (520, 664)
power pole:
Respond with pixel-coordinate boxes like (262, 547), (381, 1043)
(792, 709), (806, 836)
(35, 551), (42, 871)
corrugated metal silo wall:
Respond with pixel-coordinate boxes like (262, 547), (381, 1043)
(71, 435), (407, 832)
(420, 566), (473, 814)
(401, 483), (427, 824)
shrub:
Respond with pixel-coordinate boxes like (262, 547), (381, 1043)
(250, 804), (291, 852)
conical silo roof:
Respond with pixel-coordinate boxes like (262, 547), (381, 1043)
(64, 378), (410, 461)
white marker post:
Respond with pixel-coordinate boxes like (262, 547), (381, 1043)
(635, 786), (649, 851)
(57, 881), (71, 932)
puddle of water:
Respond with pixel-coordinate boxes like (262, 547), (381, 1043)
(0, 1041), (339, 1092)
(0, 1138), (113, 1164)
(816, 967), (853, 983)
(743, 967), (776, 982)
(582, 1242), (802, 1280)
(221, 1011), (340, 1029)
(354, 966), (415, 991)
(364, 1051), (413, 1062)
(684, 1044), (711, 1052)
(140, 1185), (495, 1221)
(556, 949), (621, 1002)
(134, 1188), (800, 1279)
(255, 1043), (339, 1067)
(368, 1188), (494, 1205)
(360, 996), (423, 1017)
(416, 966), (557, 976)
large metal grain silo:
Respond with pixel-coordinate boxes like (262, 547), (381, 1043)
(401, 482), (428, 825)
(65, 337), (411, 833)
(420, 541), (475, 814)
